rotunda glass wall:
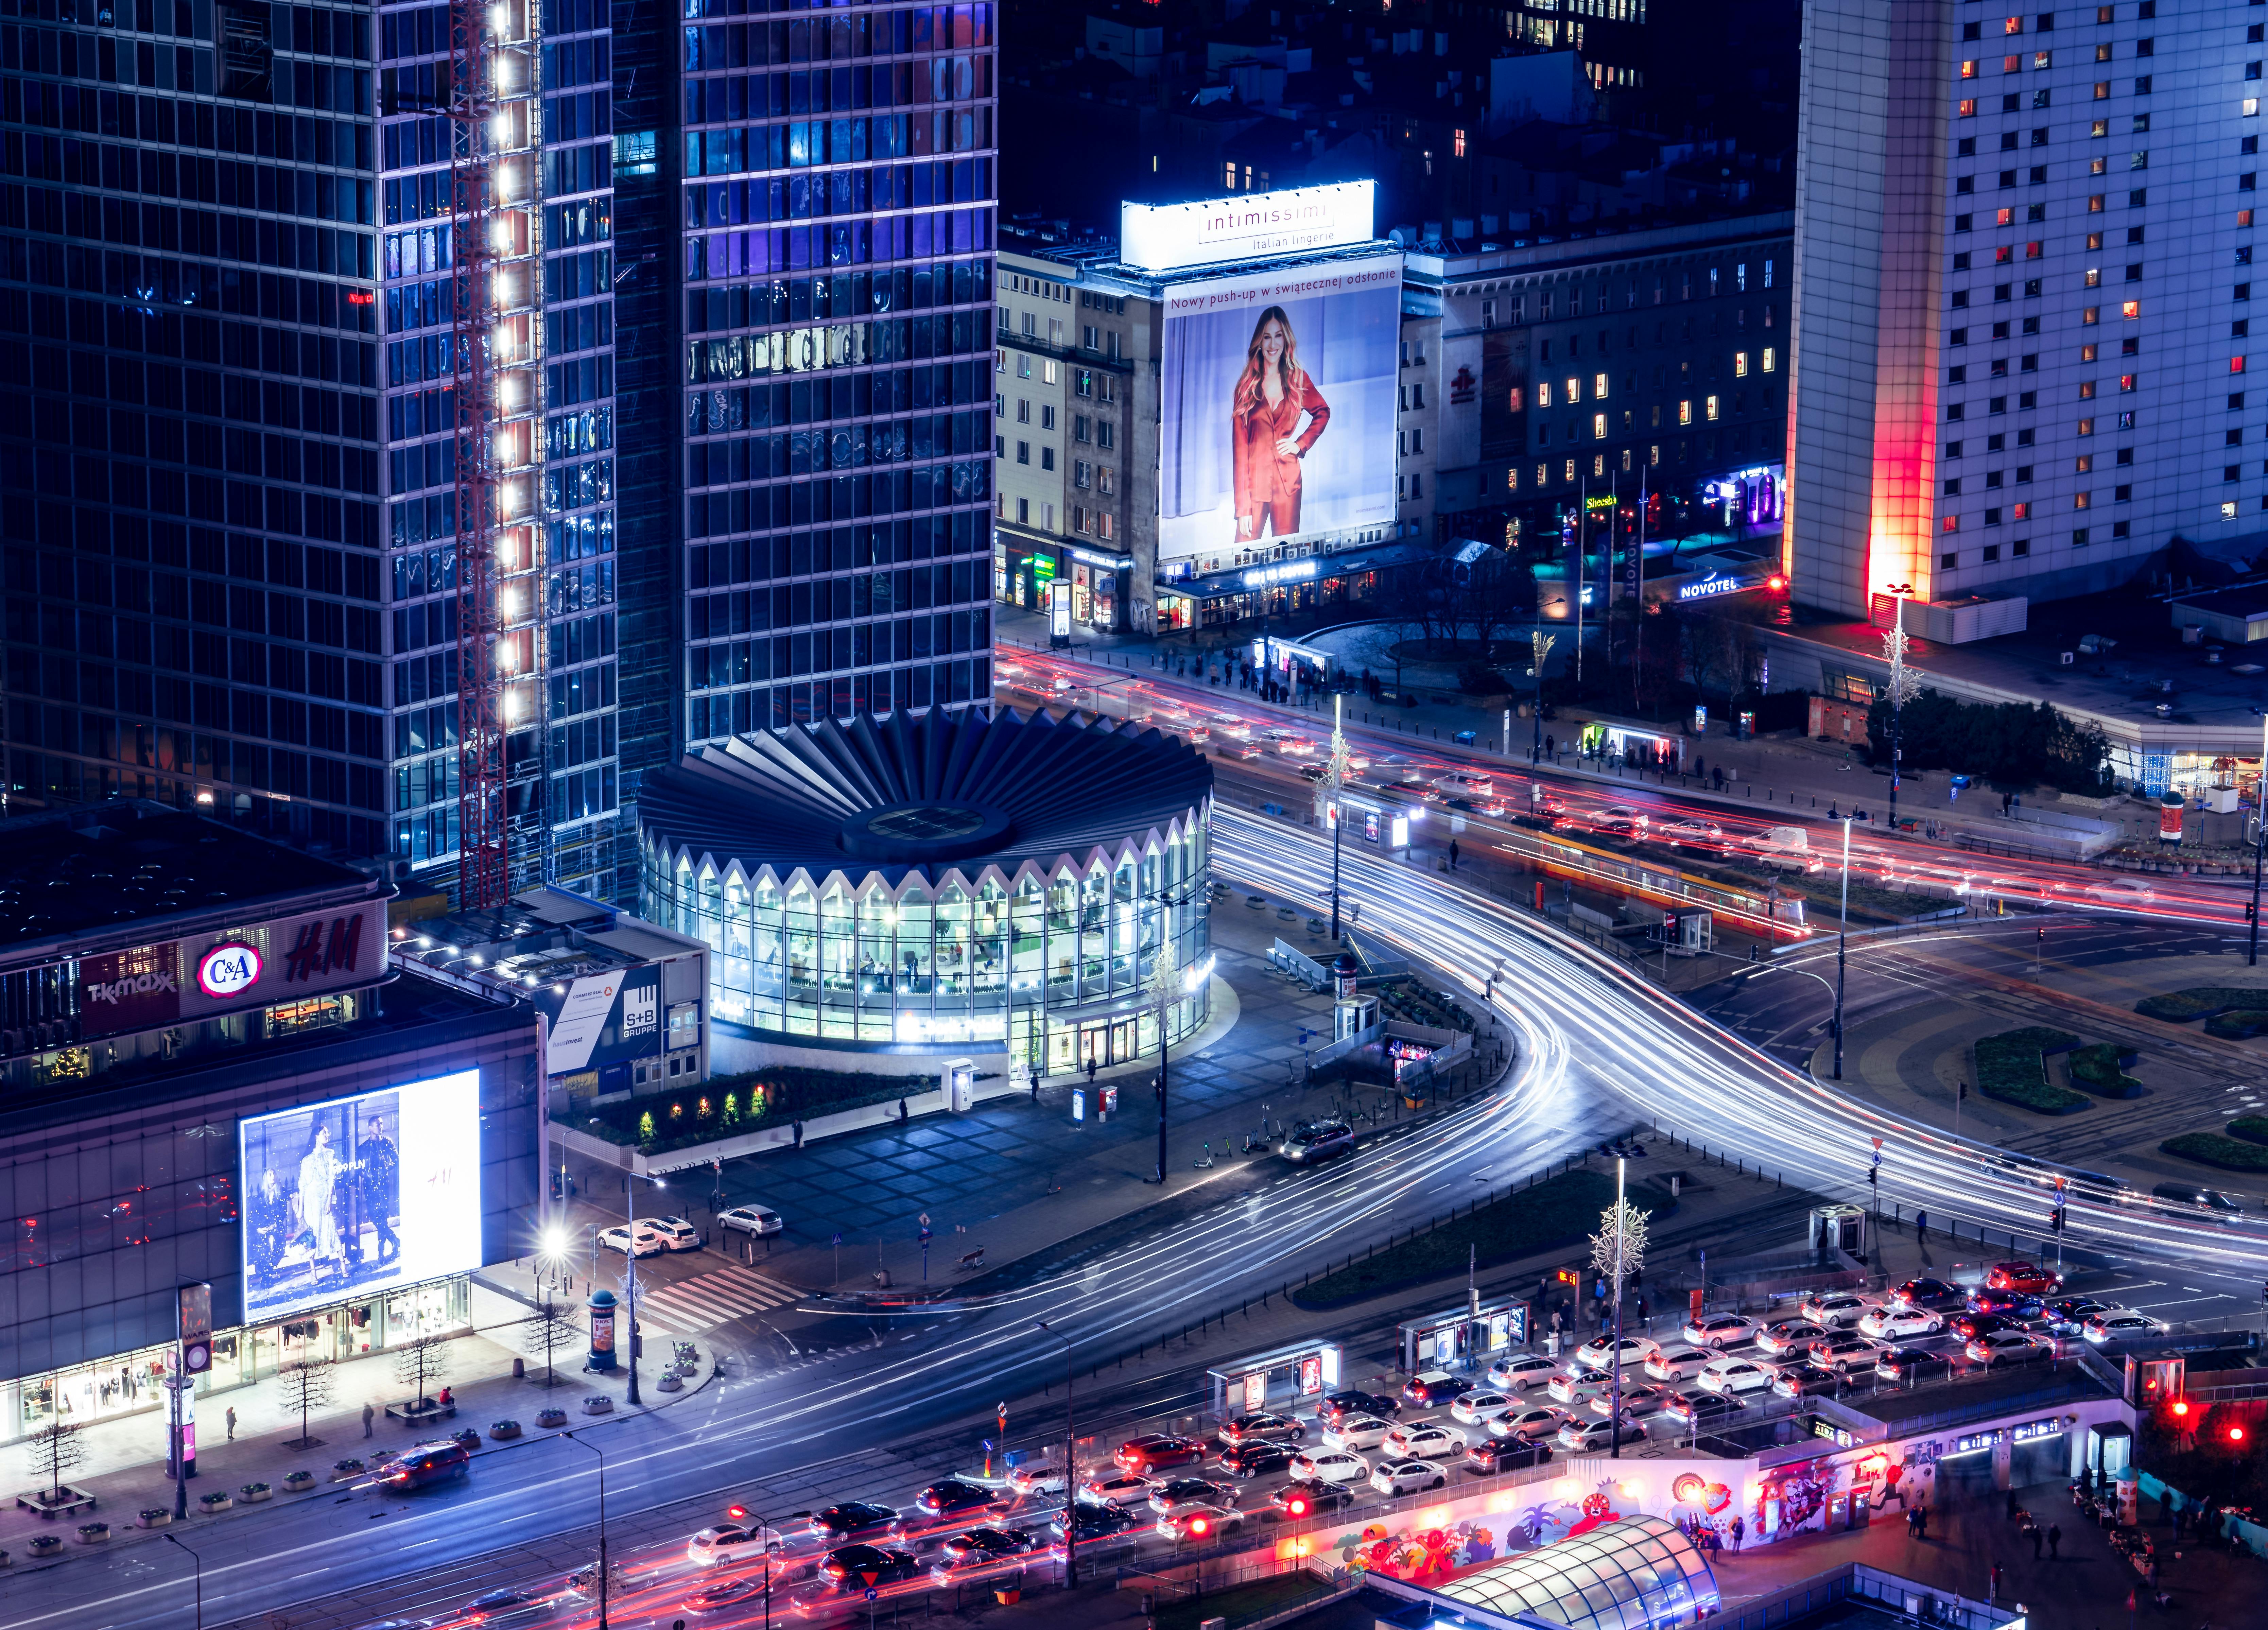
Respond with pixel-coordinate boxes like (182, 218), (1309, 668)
(643, 817), (1210, 1068)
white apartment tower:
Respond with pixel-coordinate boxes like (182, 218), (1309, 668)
(1790, 0), (2268, 620)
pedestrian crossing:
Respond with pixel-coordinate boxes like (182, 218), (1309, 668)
(632, 1263), (804, 1332)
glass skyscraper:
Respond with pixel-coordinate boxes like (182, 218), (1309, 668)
(0, 0), (996, 906)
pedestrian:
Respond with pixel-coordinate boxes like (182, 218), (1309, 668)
(362, 1401), (375, 1438)
(1989, 1563), (2002, 1602)
(1544, 733), (1555, 757)
(1906, 1508), (1917, 1537)
(1086, 1056), (1098, 1087)
(2048, 1522), (2062, 1559)
(1449, 839), (1460, 870)
(2031, 1525), (2043, 1560)
(1915, 1207), (1928, 1243)
(1731, 1516), (1744, 1554)
(226, 1405), (237, 1441)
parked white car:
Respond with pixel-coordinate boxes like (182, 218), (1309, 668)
(1320, 1416), (1395, 1453)
(1487, 1354), (1559, 1391)
(716, 1203), (785, 1238)
(1696, 1356), (1777, 1395)
(1859, 1306), (1944, 1341)
(1287, 1450), (1369, 1486)
(1573, 1335), (1661, 1372)
(1681, 1313), (1757, 1349)
(1449, 1391), (1512, 1427)
(598, 1223), (667, 1258)
(638, 1216), (702, 1252)
(1642, 1346), (1713, 1385)
(1382, 1423), (1468, 1461)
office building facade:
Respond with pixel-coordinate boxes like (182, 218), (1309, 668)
(0, 0), (996, 909)
(1790, 0), (2266, 621)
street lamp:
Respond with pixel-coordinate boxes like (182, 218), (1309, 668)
(1322, 695), (1354, 941)
(1033, 1321), (1078, 1587)
(1882, 582), (1914, 832)
(1529, 630), (1557, 764)
(561, 1431), (613, 1630)
(613, 1171), (669, 1406)
(1833, 816), (1852, 1081)
(723, 1504), (810, 1630)
(1143, 887), (1212, 1185)
(161, 1531), (202, 1630)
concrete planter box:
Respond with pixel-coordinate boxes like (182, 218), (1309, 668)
(27, 1534), (62, 1557)
(196, 1493), (231, 1513)
(137, 1509), (173, 1528)
(239, 1484), (272, 1504)
(75, 1523), (108, 1544)
(281, 1472), (317, 1493)
(656, 1372), (683, 1392)
(331, 1460), (365, 1481)
(536, 1408), (569, 1428)
(581, 1394), (614, 1415)
(489, 1420), (523, 1441)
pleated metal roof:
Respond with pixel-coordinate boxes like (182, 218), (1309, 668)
(637, 708), (1214, 891)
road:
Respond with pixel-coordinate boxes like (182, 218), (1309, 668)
(997, 649), (2259, 936)
(21, 662), (2268, 1630)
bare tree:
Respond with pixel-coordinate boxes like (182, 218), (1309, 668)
(277, 1357), (335, 1450)
(520, 1295), (581, 1388)
(26, 1418), (85, 1504)
(393, 1333), (452, 1411)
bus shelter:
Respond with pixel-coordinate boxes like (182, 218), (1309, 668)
(1207, 1339), (1344, 1420)
(1397, 1296), (1530, 1373)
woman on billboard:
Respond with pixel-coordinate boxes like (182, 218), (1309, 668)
(1230, 306), (1331, 542)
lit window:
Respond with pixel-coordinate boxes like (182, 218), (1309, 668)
(2075, 492), (2091, 509)
(1593, 413), (1608, 440)
(2035, 51), (2051, 69)
(1507, 386), (1525, 412)
(1959, 99), (1979, 117)
(1679, 399), (1693, 425)
(1454, 128), (1467, 158)
(1506, 467), (1519, 491)
(1942, 515), (1961, 532)
(2094, 81), (2110, 99)
(2004, 54), (2020, 73)
(2077, 417), (2094, 435)
(1735, 351), (1750, 377)
(1537, 382), (1553, 408)
(2085, 267), (2102, 287)
(1763, 347), (1777, 371)
(1593, 372), (1609, 399)
(1962, 59), (1979, 79)
(1706, 395), (1721, 421)
(1997, 208), (2015, 226)
(2121, 300), (2140, 319)
(1566, 376), (1583, 403)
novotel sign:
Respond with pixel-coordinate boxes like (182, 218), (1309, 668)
(1677, 572), (1756, 603)
(1121, 182), (1376, 274)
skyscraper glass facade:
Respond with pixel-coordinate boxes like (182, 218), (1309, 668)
(0, 0), (995, 905)
(677, 0), (997, 739)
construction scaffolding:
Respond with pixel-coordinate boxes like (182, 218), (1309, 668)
(449, 0), (543, 908)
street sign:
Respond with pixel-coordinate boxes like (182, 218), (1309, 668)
(864, 1587), (879, 1602)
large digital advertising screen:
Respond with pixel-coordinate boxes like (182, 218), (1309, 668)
(1157, 253), (1402, 565)
(240, 1070), (483, 1321)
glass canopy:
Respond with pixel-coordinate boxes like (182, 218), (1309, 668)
(1433, 1515), (1719, 1629)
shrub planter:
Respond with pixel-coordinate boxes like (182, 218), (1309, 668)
(27, 1534), (63, 1557)
(281, 1471), (317, 1493)
(239, 1483), (272, 1504)
(75, 1523), (109, 1544)
(331, 1459), (365, 1481)
(489, 1420), (523, 1441)
(196, 1493), (231, 1513)
(536, 1408), (569, 1428)
(657, 1372), (683, 1392)
(581, 1394), (614, 1416)
(137, 1509), (172, 1529)
(2162, 1131), (2268, 1172)
(451, 1428), (482, 1452)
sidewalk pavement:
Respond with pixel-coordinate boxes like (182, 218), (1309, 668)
(549, 895), (1509, 1297)
(0, 1277), (707, 1556)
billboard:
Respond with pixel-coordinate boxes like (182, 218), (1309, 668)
(1157, 253), (1402, 565)
(533, 964), (663, 1075)
(240, 1069), (483, 1321)
(1122, 182), (1376, 274)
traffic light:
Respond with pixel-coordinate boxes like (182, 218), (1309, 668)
(1283, 1493), (1311, 1517)
(2049, 1204), (2066, 1235)
(2171, 1400), (2192, 1420)
(1188, 1515), (1211, 1537)
(2230, 1424), (2249, 1445)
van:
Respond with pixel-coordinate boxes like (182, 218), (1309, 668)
(379, 1440), (470, 1491)
(1743, 825), (1824, 873)
(1281, 1120), (1355, 1165)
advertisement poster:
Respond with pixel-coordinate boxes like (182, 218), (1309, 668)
(240, 1070), (483, 1320)
(534, 965), (663, 1074)
(1156, 253), (1401, 563)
